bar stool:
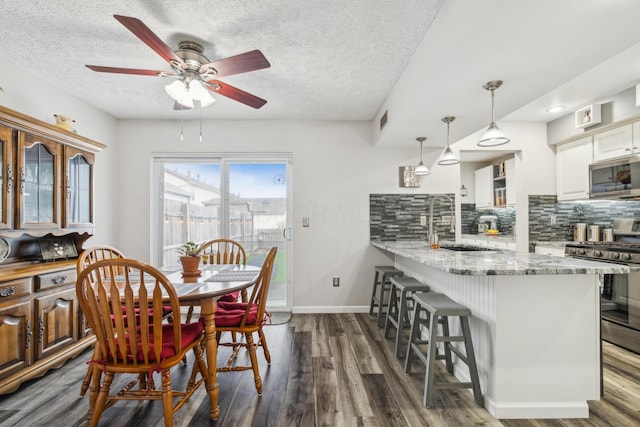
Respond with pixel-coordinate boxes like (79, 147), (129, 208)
(404, 292), (484, 408)
(384, 276), (430, 358)
(369, 266), (403, 327)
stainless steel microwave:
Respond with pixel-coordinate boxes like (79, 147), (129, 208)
(590, 155), (640, 199)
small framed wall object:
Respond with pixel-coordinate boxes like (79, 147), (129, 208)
(398, 166), (421, 187)
(575, 104), (601, 129)
(38, 237), (78, 261)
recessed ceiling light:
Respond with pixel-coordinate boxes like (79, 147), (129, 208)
(545, 105), (566, 113)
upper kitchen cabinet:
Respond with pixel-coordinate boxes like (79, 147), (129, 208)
(474, 157), (515, 209)
(474, 165), (493, 209)
(593, 124), (634, 161)
(556, 136), (593, 201)
(17, 132), (61, 230)
(0, 125), (12, 230)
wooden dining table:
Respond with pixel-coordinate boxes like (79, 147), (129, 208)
(165, 263), (261, 420)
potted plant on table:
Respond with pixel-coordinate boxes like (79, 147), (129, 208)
(177, 241), (204, 276)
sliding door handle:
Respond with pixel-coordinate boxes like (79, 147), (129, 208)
(283, 227), (292, 241)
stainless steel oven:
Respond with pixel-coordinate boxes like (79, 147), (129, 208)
(566, 218), (640, 354)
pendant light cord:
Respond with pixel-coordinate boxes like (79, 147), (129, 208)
(199, 104), (203, 142)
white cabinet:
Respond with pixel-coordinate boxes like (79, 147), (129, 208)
(459, 236), (516, 250)
(474, 165), (493, 209)
(556, 136), (593, 201)
(633, 121), (640, 156)
(504, 158), (516, 206)
(534, 244), (566, 257)
(593, 124), (635, 161)
(475, 158), (515, 209)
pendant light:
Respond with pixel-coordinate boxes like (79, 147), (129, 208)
(413, 137), (430, 176)
(478, 80), (510, 147)
(437, 116), (459, 165)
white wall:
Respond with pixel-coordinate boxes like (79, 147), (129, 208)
(116, 119), (458, 311)
(0, 52), (119, 248)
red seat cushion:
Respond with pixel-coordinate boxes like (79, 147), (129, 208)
(217, 291), (240, 303)
(113, 322), (203, 362)
(212, 301), (259, 327)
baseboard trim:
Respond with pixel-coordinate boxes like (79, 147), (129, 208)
(488, 399), (589, 419)
(292, 306), (370, 314)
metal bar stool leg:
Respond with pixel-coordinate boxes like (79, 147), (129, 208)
(460, 316), (484, 407)
(423, 312), (440, 408)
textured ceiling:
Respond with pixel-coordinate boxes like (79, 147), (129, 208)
(2, 0), (640, 150)
(0, 0), (442, 121)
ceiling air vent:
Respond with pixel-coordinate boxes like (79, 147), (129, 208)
(380, 110), (388, 131)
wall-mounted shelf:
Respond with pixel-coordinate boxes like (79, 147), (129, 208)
(575, 104), (601, 129)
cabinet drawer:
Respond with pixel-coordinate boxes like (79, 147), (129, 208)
(0, 278), (32, 300)
(35, 269), (76, 291)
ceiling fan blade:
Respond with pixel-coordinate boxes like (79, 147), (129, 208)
(206, 80), (267, 109)
(85, 65), (172, 76)
(113, 15), (186, 68)
(199, 50), (270, 77)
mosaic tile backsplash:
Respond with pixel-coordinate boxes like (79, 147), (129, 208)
(460, 203), (515, 235)
(370, 193), (640, 245)
(529, 195), (640, 242)
(370, 194), (456, 241)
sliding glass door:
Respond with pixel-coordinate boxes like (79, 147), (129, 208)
(152, 155), (291, 309)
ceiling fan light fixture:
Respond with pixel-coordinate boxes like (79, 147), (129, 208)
(189, 80), (216, 107)
(165, 79), (215, 108)
(478, 80), (510, 147)
(413, 137), (431, 176)
(165, 80), (189, 105)
(437, 116), (460, 165)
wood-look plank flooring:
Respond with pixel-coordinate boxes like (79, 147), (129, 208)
(0, 313), (639, 426)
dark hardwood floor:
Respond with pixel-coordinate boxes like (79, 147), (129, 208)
(1, 313), (638, 426)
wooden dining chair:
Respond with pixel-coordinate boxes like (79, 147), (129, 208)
(184, 238), (247, 323)
(77, 245), (127, 397)
(77, 245), (172, 396)
(209, 246), (277, 395)
(76, 258), (208, 427)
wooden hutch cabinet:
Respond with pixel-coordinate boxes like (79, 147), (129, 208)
(0, 105), (105, 395)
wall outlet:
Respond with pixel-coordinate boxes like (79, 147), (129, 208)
(302, 217), (310, 227)
(333, 277), (340, 287)
(420, 215), (427, 226)
(550, 214), (556, 225)
(441, 215), (452, 225)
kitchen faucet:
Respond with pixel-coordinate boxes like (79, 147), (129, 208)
(428, 194), (455, 243)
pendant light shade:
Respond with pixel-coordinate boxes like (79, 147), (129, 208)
(413, 137), (430, 176)
(437, 116), (460, 165)
(478, 80), (510, 147)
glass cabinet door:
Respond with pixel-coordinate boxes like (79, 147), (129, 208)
(0, 125), (12, 230)
(17, 132), (60, 229)
(63, 146), (94, 228)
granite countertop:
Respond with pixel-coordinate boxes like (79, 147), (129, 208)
(371, 240), (628, 276)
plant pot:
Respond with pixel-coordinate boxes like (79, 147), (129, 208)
(180, 256), (201, 276)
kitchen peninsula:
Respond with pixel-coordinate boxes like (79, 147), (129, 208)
(371, 240), (627, 419)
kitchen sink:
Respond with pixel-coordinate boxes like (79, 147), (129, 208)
(439, 245), (498, 252)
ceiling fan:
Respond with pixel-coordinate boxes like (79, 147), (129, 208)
(86, 15), (270, 110)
